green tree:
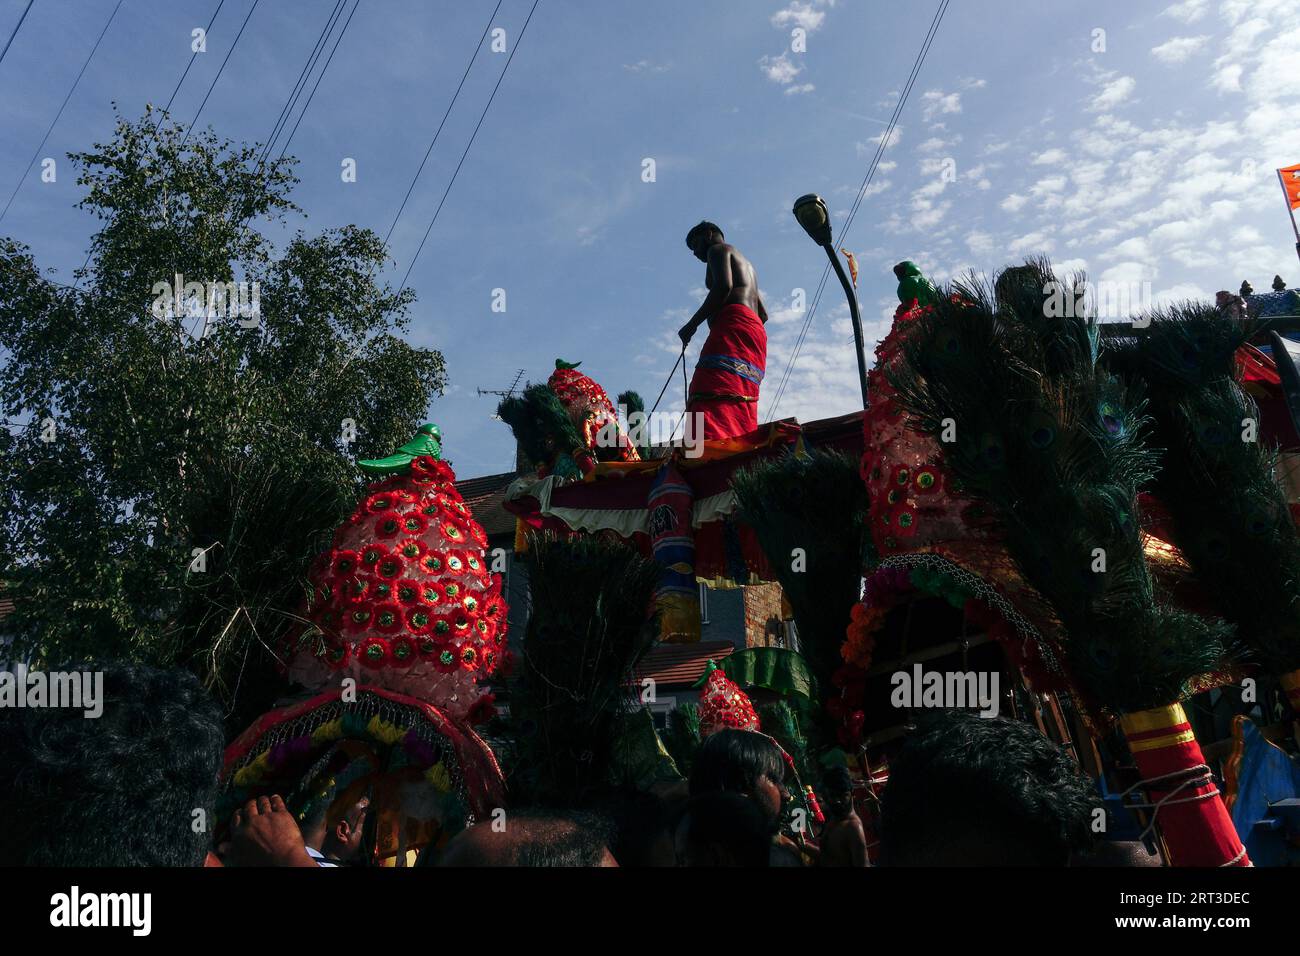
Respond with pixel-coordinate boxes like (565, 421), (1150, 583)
(0, 110), (446, 728)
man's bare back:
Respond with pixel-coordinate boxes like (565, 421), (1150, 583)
(706, 243), (765, 318)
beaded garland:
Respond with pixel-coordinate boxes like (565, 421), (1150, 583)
(287, 454), (508, 723)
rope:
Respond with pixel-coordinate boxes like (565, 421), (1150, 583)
(1117, 763), (1239, 858)
(647, 345), (685, 417)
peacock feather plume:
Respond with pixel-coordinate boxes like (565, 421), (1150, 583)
(1109, 306), (1300, 673)
(885, 259), (1235, 714)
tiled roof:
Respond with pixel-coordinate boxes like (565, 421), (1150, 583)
(632, 640), (736, 689)
(0, 597), (12, 621)
(455, 471), (521, 539)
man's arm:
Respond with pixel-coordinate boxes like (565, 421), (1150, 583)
(757, 292), (769, 324)
(678, 245), (734, 346)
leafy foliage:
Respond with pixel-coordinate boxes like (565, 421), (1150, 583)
(1110, 307), (1300, 673)
(0, 110), (446, 728)
(885, 260), (1234, 713)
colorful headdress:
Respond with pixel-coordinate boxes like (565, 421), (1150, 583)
(698, 660), (761, 736)
(285, 425), (507, 723)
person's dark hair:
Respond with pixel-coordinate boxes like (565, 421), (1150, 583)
(685, 220), (724, 251)
(512, 812), (614, 867)
(603, 790), (682, 867)
(689, 729), (785, 798)
(0, 662), (225, 866)
(823, 765), (853, 795)
(879, 711), (1099, 867)
(678, 792), (770, 867)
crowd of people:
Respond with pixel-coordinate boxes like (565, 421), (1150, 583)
(0, 662), (1162, 867)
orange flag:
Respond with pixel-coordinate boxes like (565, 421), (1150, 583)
(1279, 164), (1300, 210)
(839, 247), (859, 288)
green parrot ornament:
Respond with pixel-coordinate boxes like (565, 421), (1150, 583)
(357, 423), (442, 476)
(893, 260), (939, 308)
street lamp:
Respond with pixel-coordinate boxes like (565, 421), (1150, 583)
(792, 193), (869, 408)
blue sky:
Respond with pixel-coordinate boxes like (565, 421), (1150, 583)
(3, 0), (1300, 478)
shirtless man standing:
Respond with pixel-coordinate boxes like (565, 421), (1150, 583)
(678, 222), (769, 441)
(818, 766), (868, 867)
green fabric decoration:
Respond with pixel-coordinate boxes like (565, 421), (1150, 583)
(693, 647), (817, 703)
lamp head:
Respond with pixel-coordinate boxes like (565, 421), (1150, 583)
(793, 194), (832, 246)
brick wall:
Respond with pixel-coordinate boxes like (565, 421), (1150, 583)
(742, 582), (787, 648)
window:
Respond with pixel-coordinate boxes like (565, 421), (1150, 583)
(699, 582), (710, 625)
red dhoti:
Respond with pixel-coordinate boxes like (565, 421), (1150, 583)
(687, 303), (767, 440)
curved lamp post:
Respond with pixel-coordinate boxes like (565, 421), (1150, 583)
(792, 193), (869, 409)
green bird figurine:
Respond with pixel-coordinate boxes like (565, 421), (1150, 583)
(893, 260), (939, 309)
(357, 423), (443, 476)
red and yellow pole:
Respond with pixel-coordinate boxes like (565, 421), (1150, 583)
(1120, 703), (1250, 867)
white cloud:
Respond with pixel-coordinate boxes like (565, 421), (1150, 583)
(966, 230), (994, 254)
(623, 60), (671, 74)
(1033, 148), (1067, 165)
(1150, 35), (1210, 64)
(1008, 230), (1053, 256)
(1000, 193), (1029, 212)
(1162, 0), (1208, 23)
(1030, 176), (1067, 198)
(1090, 75), (1136, 111)
(759, 53), (802, 85)
(771, 1), (827, 33)
(784, 83), (816, 95)
(921, 89), (962, 122)
(859, 128), (902, 152)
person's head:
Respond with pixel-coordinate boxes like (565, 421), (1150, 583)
(675, 792), (771, 867)
(432, 812), (617, 867)
(822, 766), (856, 819)
(880, 710), (1100, 866)
(290, 746), (374, 863)
(604, 790), (681, 867)
(685, 221), (724, 262)
(0, 662), (224, 867)
(299, 794), (369, 863)
(689, 729), (787, 831)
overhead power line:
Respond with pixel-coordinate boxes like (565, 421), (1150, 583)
(260, 0), (347, 166)
(0, 0), (35, 69)
(277, 0), (362, 161)
(181, 0), (261, 148)
(0, 0), (124, 226)
(384, 0), (504, 247)
(395, 0), (541, 297)
(152, 0), (226, 136)
(766, 0), (949, 420)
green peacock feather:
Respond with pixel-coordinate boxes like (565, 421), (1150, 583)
(1109, 306), (1300, 674)
(885, 259), (1235, 714)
